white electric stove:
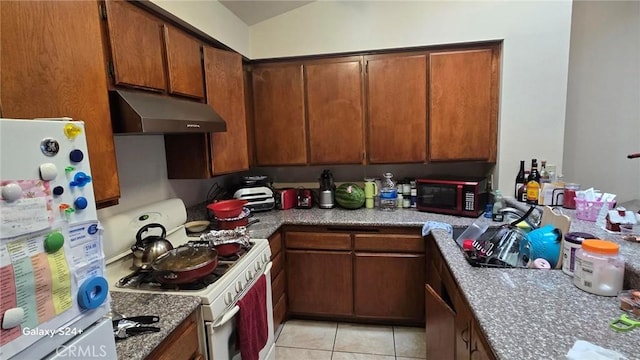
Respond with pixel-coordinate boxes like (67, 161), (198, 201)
(101, 199), (275, 360)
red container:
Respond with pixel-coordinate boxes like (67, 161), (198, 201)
(215, 243), (241, 257)
(216, 217), (249, 230)
(207, 199), (248, 218)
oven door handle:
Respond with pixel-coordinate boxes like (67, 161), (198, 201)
(212, 305), (239, 328)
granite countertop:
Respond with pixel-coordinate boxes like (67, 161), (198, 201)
(110, 292), (201, 360)
(186, 202), (640, 359)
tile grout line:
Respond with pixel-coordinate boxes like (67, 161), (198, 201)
(331, 322), (338, 360)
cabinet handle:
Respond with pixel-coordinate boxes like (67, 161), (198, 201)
(461, 327), (470, 347)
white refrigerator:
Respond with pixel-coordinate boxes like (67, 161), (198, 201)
(0, 118), (117, 359)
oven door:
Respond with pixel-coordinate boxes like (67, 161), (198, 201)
(205, 263), (275, 360)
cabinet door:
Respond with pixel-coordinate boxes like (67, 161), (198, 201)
(252, 64), (307, 165)
(105, 0), (166, 91)
(470, 321), (496, 360)
(429, 49), (497, 162)
(425, 285), (456, 360)
(0, 0), (120, 204)
(205, 47), (250, 174)
(306, 59), (364, 164)
(354, 253), (425, 322)
(365, 54), (427, 163)
(164, 25), (204, 99)
(286, 250), (352, 316)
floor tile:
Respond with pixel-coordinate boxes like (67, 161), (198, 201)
(394, 326), (426, 359)
(332, 352), (395, 360)
(275, 346), (332, 360)
(275, 320), (337, 350)
(333, 323), (395, 356)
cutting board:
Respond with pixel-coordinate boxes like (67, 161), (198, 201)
(540, 206), (572, 269)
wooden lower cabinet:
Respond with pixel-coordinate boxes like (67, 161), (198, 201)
(286, 249), (353, 316)
(146, 311), (202, 360)
(424, 234), (496, 360)
(268, 231), (286, 333)
(354, 253), (425, 322)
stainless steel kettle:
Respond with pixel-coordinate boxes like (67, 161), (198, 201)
(131, 223), (173, 269)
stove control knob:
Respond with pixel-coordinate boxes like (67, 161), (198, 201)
(224, 292), (233, 305)
(245, 270), (254, 281)
(254, 262), (262, 271)
(262, 254), (270, 263)
(235, 281), (243, 293)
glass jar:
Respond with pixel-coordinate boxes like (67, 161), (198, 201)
(563, 183), (580, 209)
(573, 239), (625, 296)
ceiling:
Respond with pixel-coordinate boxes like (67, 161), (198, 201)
(219, 0), (315, 26)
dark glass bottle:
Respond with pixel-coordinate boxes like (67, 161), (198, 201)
(514, 160), (526, 198)
(526, 159), (541, 204)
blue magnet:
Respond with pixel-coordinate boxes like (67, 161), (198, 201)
(69, 149), (84, 163)
(77, 276), (109, 309)
(53, 186), (64, 196)
(69, 172), (92, 187)
(74, 197), (88, 210)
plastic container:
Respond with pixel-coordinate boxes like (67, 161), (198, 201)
(573, 239), (625, 296)
(379, 172), (397, 211)
(575, 199), (615, 221)
(455, 220), (490, 248)
(563, 183), (580, 209)
(562, 232), (596, 276)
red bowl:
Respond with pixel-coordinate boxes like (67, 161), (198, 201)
(207, 200), (248, 219)
(215, 243), (241, 257)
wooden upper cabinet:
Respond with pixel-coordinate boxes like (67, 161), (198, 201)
(305, 59), (364, 164)
(164, 25), (204, 99)
(104, 0), (166, 91)
(0, 0), (120, 205)
(428, 49), (498, 162)
(204, 47), (249, 174)
(366, 54), (427, 163)
(252, 64), (307, 165)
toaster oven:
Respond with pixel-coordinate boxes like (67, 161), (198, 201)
(416, 176), (489, 217)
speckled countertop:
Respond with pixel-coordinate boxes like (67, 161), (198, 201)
(110, 292), (201, 360)
(188, 201), (640, 359)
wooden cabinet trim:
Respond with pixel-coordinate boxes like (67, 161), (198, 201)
(272, 270), (285, 303)
(354, 233), (424, 252)
(285, 231), (352, 250)
(271, 251), (284, 281)
(269, 231), (283, 257)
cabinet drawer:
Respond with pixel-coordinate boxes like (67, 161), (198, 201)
(272, 270), (285, 304)
(354, 233), (424, 252)
(286, 232), (351, 250)
(147, 312), (199, 360)
(271, 251), (283, 281)
(269, 232), (282, 257)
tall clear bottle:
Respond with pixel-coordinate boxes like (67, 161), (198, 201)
(379, 172), (397, 211)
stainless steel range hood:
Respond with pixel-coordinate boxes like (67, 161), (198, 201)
(109, 90), (227, 134)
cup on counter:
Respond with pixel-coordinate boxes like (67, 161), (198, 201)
(364, 178), (378, 209)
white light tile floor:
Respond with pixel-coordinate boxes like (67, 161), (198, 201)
(275, 320), (426, 360)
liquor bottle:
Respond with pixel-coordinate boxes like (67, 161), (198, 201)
(540, 160), (550, 184)
(514, 160), (526, 198)
(526, 159), (541, 204)
(492, 189), (505, 221)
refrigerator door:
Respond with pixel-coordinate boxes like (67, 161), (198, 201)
(0, 118), (115, 359)
(43, 317), (117, 360)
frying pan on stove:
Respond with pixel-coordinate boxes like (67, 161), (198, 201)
(151, 245), (218, 285)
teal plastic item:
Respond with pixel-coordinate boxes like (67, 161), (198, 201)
(519, 224), (561, 267)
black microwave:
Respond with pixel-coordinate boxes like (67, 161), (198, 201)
(416, 177), (489, 217)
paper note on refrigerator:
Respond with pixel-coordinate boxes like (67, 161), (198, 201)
(0, 180), (53, 239)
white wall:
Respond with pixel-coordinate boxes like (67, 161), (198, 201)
(96, 136), (215, 219)
(250, 0), (574, 195)
(150, 0), (251, 57)
(564, 1), (640, 203)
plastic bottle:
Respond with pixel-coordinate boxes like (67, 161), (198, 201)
(492, 189), (505, 221)
(573, 239), (625, 296)
(380, 172), (397, 211)
(540, 160), (550, 184)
